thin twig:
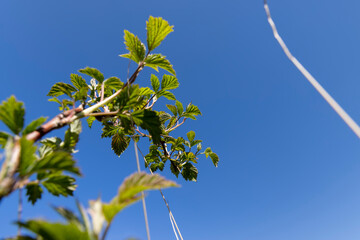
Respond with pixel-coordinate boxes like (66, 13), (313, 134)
(101, 223), (111, 240)
(166, 118), (186, 132)
(264, 0), (360, 138)
(88, 111), (119, 117)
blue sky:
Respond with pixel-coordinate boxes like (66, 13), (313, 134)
(1, 0), (360, 239)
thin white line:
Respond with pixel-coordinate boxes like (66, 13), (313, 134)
(134, 141), (151, 240)
(264, 0), (360, 139)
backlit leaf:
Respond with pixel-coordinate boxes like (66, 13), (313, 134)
(144, 54), (175, 75)
(79, 67), (104, 83)
(120, 30), (146, 63)
(150, 74), (160, 92)
(0, 131), (10, 148)
(161, 75), (179, 90)
(111, 133), (130, 156)
(146, 16), (174, 51)
(22, 117), (47, 135)
(70, 74), (88, 90)
(0, 96), (25, 134)
(43, 174), (76, 197)
(25, 183), (43, 205)
(131, 109), (162, 144)
(47, 83), (77, 97)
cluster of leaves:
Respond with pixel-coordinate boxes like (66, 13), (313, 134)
(0, 16), (220, 239)
(9, 172), (177, 240)
(0, 96), (81, 204)
(45, 16), (219, 182)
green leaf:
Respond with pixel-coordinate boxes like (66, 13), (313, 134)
(0, 96), (25, 134)
(187, 131), (195, 142)
(53, 206), (83, 229)
(157, 90), (176, 100)
(150, 74), (160, 92)
(25, 183), (43, 205)
(131, 109), (162, 144)
(159, 112), (171, 123)
(79, 67), (104, 83)
(204, 147), (212, 158)
(86, 116), (96, 128)
(146, 16), (174, 51)
(22, 117), (47, 135)
(19, 137), (37, 177)
(43, 174), (77, 197)
(47, 83), (77, 97)
(183, 103), (201, 120)
(104, 77), (123, 91)
(0, 131), (10, 148)
(166, 104), (177, 116)
(181, 162), (198, 181)
(144, 54), (176, 75)
(209, 152), (219, 167)
(170, 161), (180, 178)
(111, 133), (130, 156)
(63, 120), (82, 152)
(76, 200), (92, 239)
(117, 172), (178, 202)
(161, 75), (179, 90)
(30, 151), (80, 176)
(175, 100), (183, 115)
(139, 87), (155, 96)
(102, 195), (142, 223)
(70, 74), (88, 90)
(120, 30), (146, 63)
(17, 220), (89, 240)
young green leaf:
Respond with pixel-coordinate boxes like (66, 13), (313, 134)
(17, 220), (89, 240)
(43, 174), (76, 197)
(166, 104), (178, 116)
(53, 206), (83, 228)
(104, 77), (123, 91)
(19, 137), (38, 177)
(0, 131), (10, 148)
(111, 133), (131, 156)
(139, 87), (155, 97)
(175, 100), (184, 115)
(79, 67), (104, 83)
(22, 117), (48, 135)
(144, 54), (176, 75)
(150, 74), (160, 92)
(187, 131), (195, 143)
(86, 116), (96, 128)
(30, 151), (81, 176)
(117, 172), (178, 202)
(157, 90), (176, 100)
(183, 103), (202, 120)
(161, 75), (179, 90)
(146, 16), (174, 51)
(181, 162), (198, 181)
(70, 74), (88, 90)
(120, 30), (146, 63)
(25, 183), (43, 205)
(63, 120), (82, 152)
(47, 83), (77, 97)
(209, 152), (219, 167)
(0, 96), (25, 135)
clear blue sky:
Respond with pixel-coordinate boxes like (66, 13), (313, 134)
(1, 0), (360, 239)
